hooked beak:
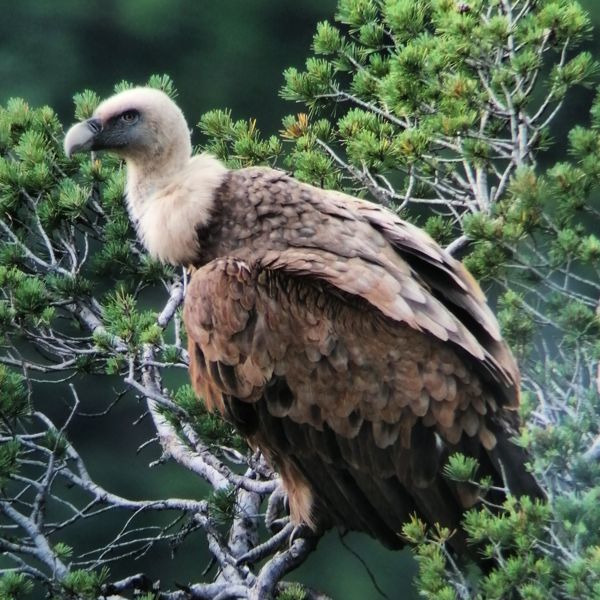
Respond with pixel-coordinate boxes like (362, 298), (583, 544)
(64, 118), (103, 158)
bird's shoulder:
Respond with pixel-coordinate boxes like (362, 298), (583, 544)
(221, 166), (361, 222)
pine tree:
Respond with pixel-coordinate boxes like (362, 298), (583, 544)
(2, 2), (600, 599)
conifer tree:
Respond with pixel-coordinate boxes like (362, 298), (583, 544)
(2, 1), (600, 599)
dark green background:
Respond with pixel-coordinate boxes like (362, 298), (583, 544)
(1, 1), (340, 138)
(1, 2), (598, 598)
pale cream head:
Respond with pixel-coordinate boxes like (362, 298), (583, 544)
(64, 87), (228, 266)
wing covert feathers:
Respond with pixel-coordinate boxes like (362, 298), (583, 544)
(183, 167), (541, 550)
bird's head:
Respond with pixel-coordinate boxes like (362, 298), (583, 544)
(64, 87), (192, 169)
(64, 86), (227, 266)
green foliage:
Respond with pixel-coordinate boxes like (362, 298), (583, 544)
(423, 215), (454, 246)
(45, 273), (92, 300)
(278, 583), (308, 600)
(147, 73), (178, 98)
(0, 440), (20, 489)
(198, 109), (282, 168)
(53, 542), (73, 561)
(404, 496), (584, 599)
(103, 287), (160, 350)
(401, 516), (457, 599)
(42, 429), (68, 460)
(0, 573), (34, 600)
(410, 488), (600, 598)
(313, 21), (342, 55)
(537, 1), (592, 43)
(60, 567), (110, 600)
(442, 453), (479, 483)
(464, 496), (549, 552)
(207, 487), (238, 528)
(174, 385), (247, 452)
(555, 300), (600, 344)
(0, 366), (29, 422)
(72, 90), (100, 121)
(497, 291), (536, 357)
(281, 59), (336, 109)
(161, 344), (181, 363)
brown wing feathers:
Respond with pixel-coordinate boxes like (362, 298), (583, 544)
(184, 193), (541, 551)
(352, 201), (520, 401)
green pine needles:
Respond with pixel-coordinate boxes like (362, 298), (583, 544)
(1, 1), (600, 598)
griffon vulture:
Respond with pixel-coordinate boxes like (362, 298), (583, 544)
(65, 87), (543, 552)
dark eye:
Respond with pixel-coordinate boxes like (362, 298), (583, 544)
(120, 110), (138, 123)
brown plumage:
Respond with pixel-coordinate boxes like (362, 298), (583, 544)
(65, 87), (543, 552)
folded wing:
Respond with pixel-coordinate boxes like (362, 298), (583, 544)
(184, 232), (541, 550)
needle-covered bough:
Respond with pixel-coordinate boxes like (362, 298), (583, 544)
(65, 87), (543, 553)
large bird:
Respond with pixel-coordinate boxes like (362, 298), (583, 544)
(65, 87), (543, 552)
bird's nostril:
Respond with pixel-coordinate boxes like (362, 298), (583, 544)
(87, 118), (102, 133)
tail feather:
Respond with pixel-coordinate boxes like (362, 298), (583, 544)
(487, 422), (544, 500)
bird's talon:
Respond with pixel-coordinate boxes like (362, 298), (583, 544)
(268, 517), (290, 533)
(289, 523), (313, 546)
(266, 483), (289, 531)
